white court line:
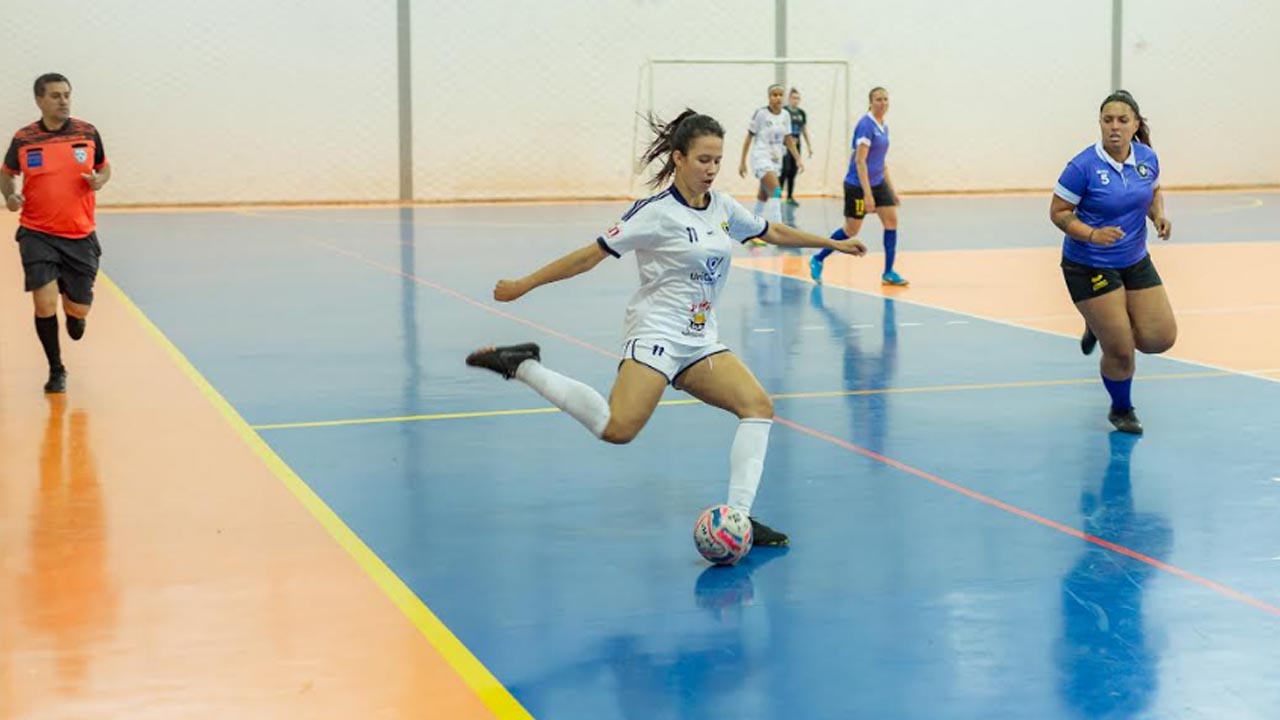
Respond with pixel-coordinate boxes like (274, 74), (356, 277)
(741, 264), (1280, 385)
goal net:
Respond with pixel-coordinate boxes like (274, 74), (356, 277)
(631, 58), (852, 200)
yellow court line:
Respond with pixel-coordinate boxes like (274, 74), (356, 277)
(101, 274), (533, 720)
(252, 370), (1231, 431)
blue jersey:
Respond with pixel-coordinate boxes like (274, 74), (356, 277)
(1054, 141), (1160, 268)
(844, 113), (889, 186)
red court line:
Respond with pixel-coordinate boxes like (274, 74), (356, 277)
(309, 238), (1280, 619)
(772, 417), (1280, 617)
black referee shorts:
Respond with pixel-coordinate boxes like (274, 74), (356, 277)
(16, 226), (102, 305)
(1061, 253), (1163, 304)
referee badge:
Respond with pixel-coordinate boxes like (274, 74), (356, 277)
(73, 147), (88, 164)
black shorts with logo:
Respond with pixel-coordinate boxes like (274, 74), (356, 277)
(1061, 252), (1162, 304)
(843, 181), (897, 220)
(16, 226), (102, 305)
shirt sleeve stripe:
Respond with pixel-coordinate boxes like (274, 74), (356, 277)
(596, 237), (620, 258)
(1053, 183), (1082, 205)
(739, 220), (769, 244)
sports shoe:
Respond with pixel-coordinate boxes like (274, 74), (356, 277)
(465, 343), (541, 380)
(809, 256), (824, 284)
(1108, 407), (1143, 434)
(1080, 326), (1097, 355)
(44, 366), (67, 394)
(881, 270), (909, 286)
(785, 198), (800, 207)
(749, 517), (789, 547)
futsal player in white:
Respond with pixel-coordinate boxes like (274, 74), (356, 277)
(466, 110), (865, 549)
(738, 84), (802, 232)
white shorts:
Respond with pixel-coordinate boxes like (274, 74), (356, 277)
(620, 337), (731, 385)
(751, 158), (782, 180)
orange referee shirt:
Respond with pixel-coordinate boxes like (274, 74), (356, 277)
(3, 118), (107, 239)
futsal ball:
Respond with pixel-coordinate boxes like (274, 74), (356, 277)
(693, 505), (753, 565)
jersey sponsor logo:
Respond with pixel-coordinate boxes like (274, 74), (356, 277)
(1096, 169), (1110, 185)
(73, 146), (88, 164)
(26, 148), (43, 168)
(1091, 274), (1109, 291)
(684, 300), (712, 335)
(606, 223), (622, 238)
(685, 226), (699, 243)
(689, 255), (726, 284)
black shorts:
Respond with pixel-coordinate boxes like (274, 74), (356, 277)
(1061, 253), (1162, 304)
(781, 152), (798, 180)
(843, 181), (897, 220)
(16, 226), (102, 305)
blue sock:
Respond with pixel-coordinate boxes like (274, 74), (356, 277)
(1102, 374), (1133, 412)
(814, 228), (848, 261)
(883, 229), (898, 274)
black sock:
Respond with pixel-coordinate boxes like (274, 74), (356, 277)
(67, 315), (86, 340)
(35, 315), (63, 370)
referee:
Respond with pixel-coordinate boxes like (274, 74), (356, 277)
(2, 73), (111, 393)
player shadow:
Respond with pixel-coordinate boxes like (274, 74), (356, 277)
(508, 547), (789, 719)
(1055, 431), (1171, 719)
(18, 396), (118, 696)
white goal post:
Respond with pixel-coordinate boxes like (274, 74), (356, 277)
(631, 57), (852, 198)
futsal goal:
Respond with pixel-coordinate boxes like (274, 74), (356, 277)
(631, 58), (853, 199)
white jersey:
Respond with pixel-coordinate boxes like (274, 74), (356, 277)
(748, 107), (792, 165)
(597, 187), (769, 346)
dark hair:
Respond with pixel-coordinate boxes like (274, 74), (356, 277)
(34, 73), (70, 98)
(639, 110), (725, 188)
(1101, 89), (1151, 147)
(789, 87), (801, 95)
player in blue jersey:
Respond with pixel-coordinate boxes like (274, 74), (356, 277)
(809, 87), (906, 286)
(465, 110), (866, 549)
(1050, 90), (1175, 434)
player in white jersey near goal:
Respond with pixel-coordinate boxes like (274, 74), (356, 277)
(738, 84), (802, 236)
(465, 109), (865, 549)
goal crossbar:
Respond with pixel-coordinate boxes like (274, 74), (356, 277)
(632, 57), (852, 195)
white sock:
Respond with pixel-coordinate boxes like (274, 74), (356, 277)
(764, 196), (782, 224)
(727, 418), (773, 514)
(753, 199), (765, 216)
(515, 360), (611, 438)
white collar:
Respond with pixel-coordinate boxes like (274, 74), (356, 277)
(865, 112), (886, 132)
(1093, 141), (1138, 172)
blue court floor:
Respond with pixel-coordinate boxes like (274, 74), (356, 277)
(96, 193), (1280, 719)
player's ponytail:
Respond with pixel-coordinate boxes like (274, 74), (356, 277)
(1102, 90), (1152, 147)
(640, 110), (725, 188)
